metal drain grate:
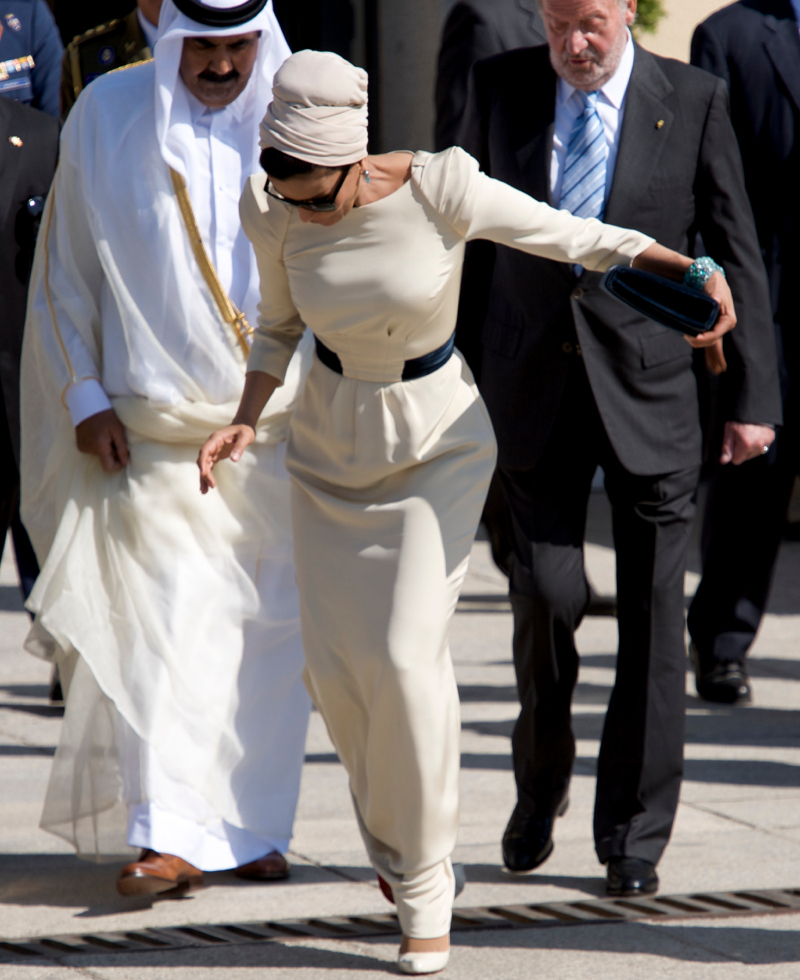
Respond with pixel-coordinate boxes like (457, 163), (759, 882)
(3, 887), (800, 960)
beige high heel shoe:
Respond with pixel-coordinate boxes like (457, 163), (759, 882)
(397, 948), (450, 974)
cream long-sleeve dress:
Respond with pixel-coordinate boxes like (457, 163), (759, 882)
(240, 147), (653, 938)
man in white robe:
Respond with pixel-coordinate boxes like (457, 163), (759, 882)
(20, 0), (313, 895)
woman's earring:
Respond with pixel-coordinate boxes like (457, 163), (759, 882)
(363, 169), (371, 183)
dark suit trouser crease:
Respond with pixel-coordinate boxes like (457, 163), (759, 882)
(688, 388), (800, 664)
(0, 383), (39, 602)
(500, 359), (699, 866)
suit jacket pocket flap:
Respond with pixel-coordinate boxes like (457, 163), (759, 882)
(640, 330), (691, 368)
(482, 305), (525, 360)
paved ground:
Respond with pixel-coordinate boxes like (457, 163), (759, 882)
(2, 487), (800, 978)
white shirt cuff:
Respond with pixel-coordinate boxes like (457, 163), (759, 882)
(64, 378), (113, 427)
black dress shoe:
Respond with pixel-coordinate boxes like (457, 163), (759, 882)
(689, 642), (752, 705)
(606, 857), (659, 897)
(502, 798), (568, 873)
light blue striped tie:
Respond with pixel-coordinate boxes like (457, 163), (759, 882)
(559, 91), (607, 220)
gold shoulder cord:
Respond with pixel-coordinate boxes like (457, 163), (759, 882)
(169, 168), (253, 358)
(42, 192), (78, 387)
(68, 42), (82, 101)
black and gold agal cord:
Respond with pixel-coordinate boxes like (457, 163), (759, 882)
(170, 0), (268, 28)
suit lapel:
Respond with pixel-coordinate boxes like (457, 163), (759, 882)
(517, 0), (544, 36)
(765, 16), (800, 114)
(0, 101), (25, 235)
(604, 45), (674, 225)
(515, 67), (557, 205)
(516, 123), (556, 205)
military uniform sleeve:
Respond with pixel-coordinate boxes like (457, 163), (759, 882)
(30, 0), (63, 118)
(240, 175), (306, 384)
(413, 146), (654, 271)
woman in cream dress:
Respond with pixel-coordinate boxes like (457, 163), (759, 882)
(198, 50), (736, 975)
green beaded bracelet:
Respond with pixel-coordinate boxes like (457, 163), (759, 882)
(683, 256), (725, 291)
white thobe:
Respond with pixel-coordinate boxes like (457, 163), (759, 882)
(21, 59), (312, 869)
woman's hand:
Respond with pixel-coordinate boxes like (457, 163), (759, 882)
(197, 424), (255, 494)
(684, 270), (737, 350)
(197, 370), (281, 493)
(631, 247), (736, 373)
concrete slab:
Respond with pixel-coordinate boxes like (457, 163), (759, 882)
(3, 485), (800, 977)
(10, 915), (800, 980)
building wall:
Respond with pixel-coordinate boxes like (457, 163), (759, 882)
(375, 0), (737, 154)
(638, 0), (730, 60)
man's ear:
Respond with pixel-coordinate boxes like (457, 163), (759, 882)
(625, 0), (638, 27)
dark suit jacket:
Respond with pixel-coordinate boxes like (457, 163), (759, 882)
(457, 43), (782, 475)
(0, 96), (58, 464)
(435, 0), (546, 151)
(692, 0), (800, 383)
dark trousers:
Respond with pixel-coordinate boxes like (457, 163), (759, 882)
(0, 391), (39, 603)
(688, 388), (799, 664)
(500, 360), (699, 866)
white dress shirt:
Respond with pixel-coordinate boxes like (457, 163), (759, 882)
(551, 31), (635, 207)
(137, 8), (159, 51)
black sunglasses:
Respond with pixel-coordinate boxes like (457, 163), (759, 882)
(265, 164), (353, 212)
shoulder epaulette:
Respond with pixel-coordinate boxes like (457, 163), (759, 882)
(68, 19), (122, 48)
(105, 58), (153, 78)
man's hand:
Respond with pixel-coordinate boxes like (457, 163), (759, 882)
(75, 409), (130, 472)
(720, 422), (775, 465)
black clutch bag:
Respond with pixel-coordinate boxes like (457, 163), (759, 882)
(601, 265), (719, 336)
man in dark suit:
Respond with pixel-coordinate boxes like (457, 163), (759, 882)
(436, 0), (546, 151)
(686, 0), (800, 704)
(458, 0), (781, 895)
(436, 0), (547, 576)
(0, 95), (58, 602)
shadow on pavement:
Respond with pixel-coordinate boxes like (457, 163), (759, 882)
(454, 751), (800, 787)
(0, 584), (24, 612)
(452, 920), (800, 964)
(463, 700), (800, 752)
(0, 855), (374, 912)
(459, 864), (605, 896)
(1, 941), (394, 973)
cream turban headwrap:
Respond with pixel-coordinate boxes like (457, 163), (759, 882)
(259, 50), (369, 168)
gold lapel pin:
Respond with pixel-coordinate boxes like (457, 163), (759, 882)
(656, 119), (665, 130)
(8, 135), (23, 146)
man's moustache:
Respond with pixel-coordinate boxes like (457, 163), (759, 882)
(198, 69), (240, 84)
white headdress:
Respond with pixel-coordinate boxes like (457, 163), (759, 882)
(154, 0), (291, 187)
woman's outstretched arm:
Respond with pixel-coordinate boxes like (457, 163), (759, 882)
(431, 152), (734, 371)
(197, 370), (280, 493)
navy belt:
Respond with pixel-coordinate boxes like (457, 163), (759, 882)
(314, 332), (456, 381)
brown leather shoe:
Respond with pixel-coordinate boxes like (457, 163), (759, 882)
(117, 849), (204, 897)
(234, 850), (290, 880)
